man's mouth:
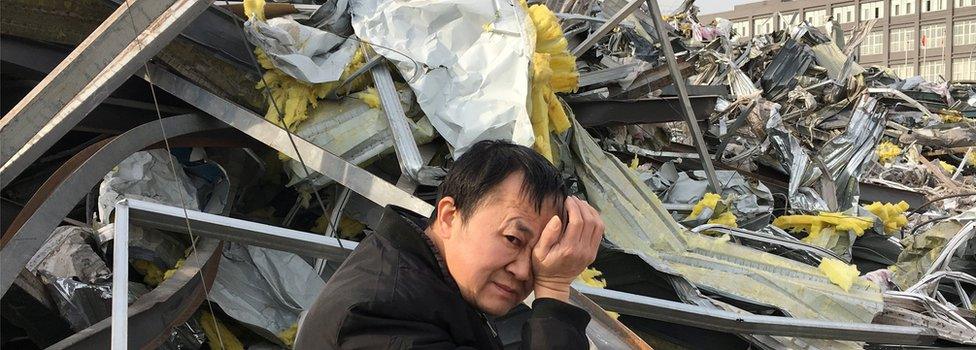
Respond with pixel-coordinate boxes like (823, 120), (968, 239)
(492, 282), (518, 298)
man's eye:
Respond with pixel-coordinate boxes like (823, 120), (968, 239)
(505, 235), (521, 246)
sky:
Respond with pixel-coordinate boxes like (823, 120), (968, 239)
(657, 0), (762, 15)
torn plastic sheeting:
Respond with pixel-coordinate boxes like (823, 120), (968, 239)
(158, 316), (206, 350)
(47, 277), (147, 331)
(661, 169), (774, 230)
(244, 15), (360, 84)
(284, 94), (435, 188)
(350, 0), (535, 158)
(98, 149), (200, 225)
(565, 114), (883, 346)
(25, 226), (110, 285)
(209, 243), (325, 344)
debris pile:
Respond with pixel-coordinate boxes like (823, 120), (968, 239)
(1, 0), (974, 349)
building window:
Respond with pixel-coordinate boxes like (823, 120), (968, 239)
(862, 31), (885, 55)
(890, 28), (916, 52)
(780, 12), (800, 30)
(806, 9), (827, 27)
(891, 0), (915, 16)
(891, 64), (916, 78)
(922, 0), (947, 12)
(954, 20), (976, 46)
(833, 5), (856, 24)
(754, 17), (773, 35)
(920, 61), (945, 81)
(952, 58), (976, 80)
(732, 20), (750, 38)
(957, 0), (976, 8)
(861, 1), (885, 20)
(921, 24), (946, 48)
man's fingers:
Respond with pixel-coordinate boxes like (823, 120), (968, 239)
(577, 199), (595, 245)
(533, 215), (562, 261)
(563, 197), (584, 250)
(585, 204), (604, 262)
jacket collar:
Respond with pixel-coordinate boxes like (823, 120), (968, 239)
(375, 206), (455, 286)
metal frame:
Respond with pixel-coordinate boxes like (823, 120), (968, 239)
(0, 0), (214, 189)
(690, 224), (846, 262)
(363, 48), (425, 183)
(573, 284), (938, 345)
(0, 114), (224, 296)
(110, 199), (358, 349)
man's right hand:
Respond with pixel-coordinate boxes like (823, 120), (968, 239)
(531, 196), (604, 302)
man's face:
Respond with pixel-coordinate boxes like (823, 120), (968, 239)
(433, 173), (559, 316)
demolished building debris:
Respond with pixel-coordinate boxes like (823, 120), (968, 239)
(1, 0), (974, 349)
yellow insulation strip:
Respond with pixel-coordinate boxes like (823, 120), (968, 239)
(864, 201), (910, 234)
(200, 311), (245, 350)
(524, 2), (578, 162)
(818, 257), (860, 292)
(351, 87), (381, 109)
(278, 323), (299, 348)
(132, 260), (166, 286)
(875, 141), (901, 164)
(575, 268), (618, 319)
(687, 193), (738, 227)
(243, 0), (265, 21)
(773, 212), (874, 238)
(939, 160), (957, 174)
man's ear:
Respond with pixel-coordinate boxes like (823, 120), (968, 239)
(433, 196), (458, 240)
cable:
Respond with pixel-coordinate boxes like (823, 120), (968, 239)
(906, 192), (976, 217)
(119, 0), (225, 347)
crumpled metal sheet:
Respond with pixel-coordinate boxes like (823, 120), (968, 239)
(210, 243), (325, 344)
(764, 103), (829, 211)
(98, 149), (200, 225)
(285, 94), (435, 187)
(566, 115), (882, 348)
(760, 38), (814, 101)
(349, 0), (535, 157)
(245, 16), (359, 84)
(662, 169), (774, 230)
(818, 95), (888, 210)
(890, 219), (971, 290)
(25, 226), (110, 284)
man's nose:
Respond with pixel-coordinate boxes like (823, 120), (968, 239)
(506, 252), (532, 282)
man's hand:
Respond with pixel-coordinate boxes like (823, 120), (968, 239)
(531, 196), (604, 302)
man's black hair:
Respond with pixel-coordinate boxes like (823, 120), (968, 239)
(429, 140), (567, 225)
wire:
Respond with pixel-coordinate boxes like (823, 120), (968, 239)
(906, 192), (976, 217)
(119, 0), (225, 347)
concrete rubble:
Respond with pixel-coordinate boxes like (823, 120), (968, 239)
(1, 0), (973, 349)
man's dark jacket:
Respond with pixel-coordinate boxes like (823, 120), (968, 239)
(294, 207), (591, 349)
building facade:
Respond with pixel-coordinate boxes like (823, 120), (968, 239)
(699, 0), (976, 81)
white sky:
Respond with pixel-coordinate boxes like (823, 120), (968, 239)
(657, 0), (762, 15)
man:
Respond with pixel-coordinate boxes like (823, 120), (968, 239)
(295, 140), (605, 349)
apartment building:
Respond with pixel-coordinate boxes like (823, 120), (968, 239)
(699, 0), (976, 81)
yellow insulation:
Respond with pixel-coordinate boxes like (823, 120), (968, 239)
(278, 323), (299, 348)
(818, 257), (860, 292)
(875, 141), (901, 164)
(200, 311), (245, 350)
(524, 2), (578, 162)
(864, 201), (910, 234)
(575, 268), (619, 319)
(687, 193), (738, 227)
(939, 160), (957, 174)
(243, 0), (265, 22)
(773, 212), (874, 237)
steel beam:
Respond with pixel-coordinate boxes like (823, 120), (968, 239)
(643, 0), (721, 193)
(0, 0), (214, 189)
(574, 284), (938, 345)
(141, 63), (435, 216)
